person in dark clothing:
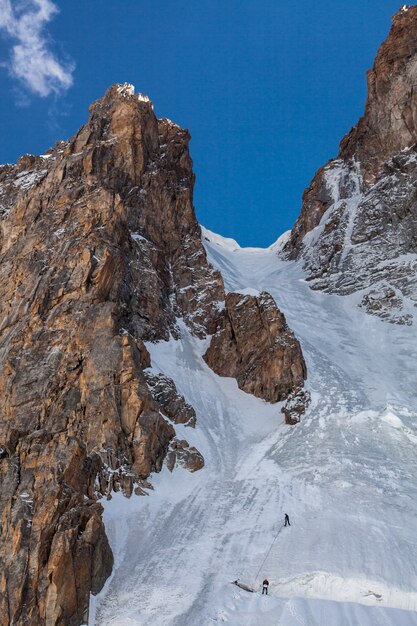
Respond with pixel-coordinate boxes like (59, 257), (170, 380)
(262, 578), (269, 595)
(284, 513), (291, 527)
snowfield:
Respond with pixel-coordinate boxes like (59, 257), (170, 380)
(90, 227), (417, 625)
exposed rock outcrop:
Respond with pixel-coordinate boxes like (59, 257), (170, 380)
(282, 388), (311, 425)
(145, 372), (197, 427)
(204, 291), (306, 403)
(0, 83), (218, 625)
(339, 5), (417, 183)
(283, 7), (417, 324)
(166, 438), (205, 473)
(0, 83), (307, 625)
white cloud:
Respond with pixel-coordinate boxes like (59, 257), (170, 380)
(0, 0), (74, 97)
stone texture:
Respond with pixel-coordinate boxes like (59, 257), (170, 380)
(0, 83), (307, 625)
(204, 291), (306, 403)
(145, 372), (197, 427)
(284, 6), (417, 259)
(282, 8), (417, 324)
(339, 5), (417, 183)
(282, 389), (311, 425)
(282, 164), (335, 261)
(0, 83), (215, 625)
(166, 438), (205, 473)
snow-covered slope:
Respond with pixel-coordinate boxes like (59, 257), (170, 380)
(91, 228), (417, 626)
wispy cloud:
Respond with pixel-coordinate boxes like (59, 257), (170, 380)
(0, 0), (74, 97)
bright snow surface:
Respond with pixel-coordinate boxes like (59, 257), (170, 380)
(91, 227), (417, 625)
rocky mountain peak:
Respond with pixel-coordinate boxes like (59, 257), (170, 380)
(0, 84), (308, 625)
(89, 83), (152, 109)
(283, 8), (417, 326)
(339, 4), (417, 182)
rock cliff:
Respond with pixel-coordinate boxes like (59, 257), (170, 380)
(204, 291), (306, 403)
(282, 6), (417, 325)
(0, 84), (307, 624)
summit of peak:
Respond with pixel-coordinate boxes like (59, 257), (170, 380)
(116, 82), (135, 96)
(395, 3), (416, 17)
(392, 4), (417, 23)
(338, 3), (417, 181)
(88, 84), (155, 120)
(94, 84), (154, 108)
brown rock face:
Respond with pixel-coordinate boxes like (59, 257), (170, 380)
(0, 83), (307, 624)
(204, 291), (306, 403)
(0, 83), (220, 625)
(282, 8), (417, 325)
(145, 372), (197, 427)
(340, 5), (417, 182)
(166, 438), (205, 473)
(282, 389), (311, 425)
(283, 164), (336, 260)
(284, 6), (417, 260)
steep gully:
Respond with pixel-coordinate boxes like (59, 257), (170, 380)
(92, 7), (417, 619)
(3, 4), (417, 624)
(92, 232), (417, 625)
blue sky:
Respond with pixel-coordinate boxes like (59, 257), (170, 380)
(0, 1), (406, 246)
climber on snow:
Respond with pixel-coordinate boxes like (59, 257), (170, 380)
(284, 513), (291, 527)
(262, 578), (269, 595)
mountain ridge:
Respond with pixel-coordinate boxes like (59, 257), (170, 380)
(2, 4), (417, 624)
(0, 84), (306, 625)
(282, 6), (417, 326)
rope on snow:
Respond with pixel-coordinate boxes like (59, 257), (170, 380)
(253, 521), (285, 585)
